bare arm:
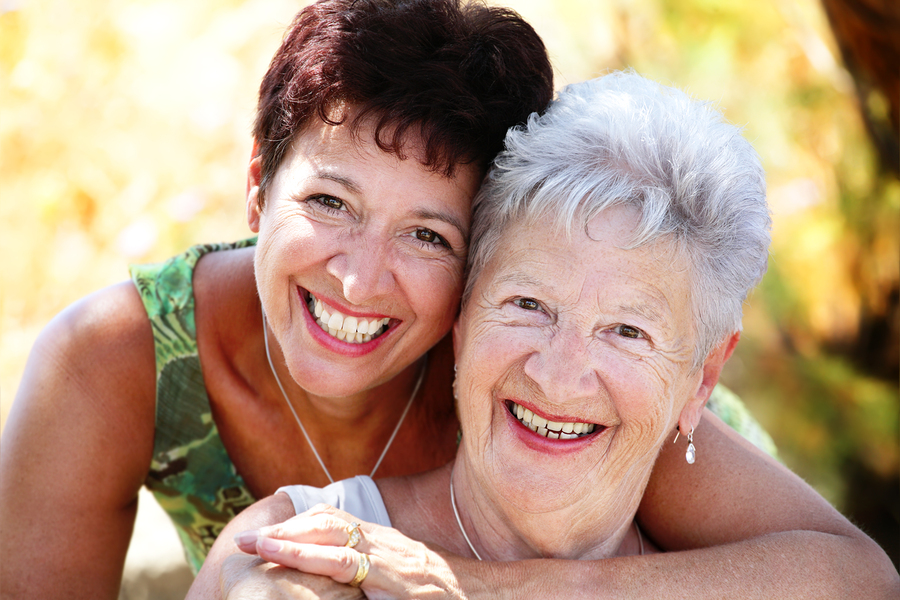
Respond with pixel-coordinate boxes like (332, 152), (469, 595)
(640, 409), (852, 548)
(0, 282), (157, 599)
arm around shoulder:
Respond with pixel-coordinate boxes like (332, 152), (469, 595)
(0, 281), (158, 600)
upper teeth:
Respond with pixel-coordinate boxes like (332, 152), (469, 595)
(510, 401), (596, 440)
(308, 294), (390, 344)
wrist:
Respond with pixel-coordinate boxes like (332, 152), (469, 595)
(436, 551), (504, 600)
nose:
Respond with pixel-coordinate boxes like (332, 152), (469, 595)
(523, 326), (601, 402)
(325, 229), (397, 305)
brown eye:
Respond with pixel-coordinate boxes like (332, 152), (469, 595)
(616, 325), (643, 339)
(314, 195), (344, 210)
(515, 298), (540, 311)
(414, 228), (447, 247)
(416, 228), (437, 242)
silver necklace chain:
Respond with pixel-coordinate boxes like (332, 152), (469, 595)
(262, 307), (425, 484)
(449, 464), (483, 560)
(450, 463), (644, 559)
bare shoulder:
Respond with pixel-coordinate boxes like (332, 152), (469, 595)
(29, 280), (156, 417)
(10, 280), (156, 435)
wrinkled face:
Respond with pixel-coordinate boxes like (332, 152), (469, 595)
(249, 117), (481, 398)
(454, 205), (705, 525)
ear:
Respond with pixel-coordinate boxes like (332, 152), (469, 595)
(246, 145), (263, 233)
(678, 332), (740, 434)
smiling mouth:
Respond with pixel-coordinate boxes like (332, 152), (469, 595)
(305, 292), (391, 344)
(507, 401), (599, 440)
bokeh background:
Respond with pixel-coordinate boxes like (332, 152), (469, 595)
(1, 0), (897, 596)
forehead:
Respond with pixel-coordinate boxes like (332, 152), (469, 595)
(278, 116), (483, 202)
(477, 206), (693, 323)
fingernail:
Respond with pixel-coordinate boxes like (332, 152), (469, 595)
(234, 530), (259, 547)
(259, 537), (282, 553)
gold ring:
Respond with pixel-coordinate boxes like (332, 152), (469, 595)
(349, 552), (370, 587)
(345, 522), (362, 548)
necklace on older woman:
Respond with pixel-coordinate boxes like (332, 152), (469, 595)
(449, 463), (644, 559)
(262, 307), (426, 484)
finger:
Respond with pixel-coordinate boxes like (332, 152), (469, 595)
(255, 538), (363, 585)
(260, 512), (357, 547)
(303, 503), (361, 523)
(234, 512), (355, 555)
(234, 529), (261, 554)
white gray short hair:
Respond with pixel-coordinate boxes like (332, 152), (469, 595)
(465, 70), (771, 366)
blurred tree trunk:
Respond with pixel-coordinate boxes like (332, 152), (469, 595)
(820, 0), (899, 177)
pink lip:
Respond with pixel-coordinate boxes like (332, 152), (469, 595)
(299, 287), (395, 357)
(502, 400), (606, 454)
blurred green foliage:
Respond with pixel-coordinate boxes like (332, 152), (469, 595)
(1, 0), (896, 565)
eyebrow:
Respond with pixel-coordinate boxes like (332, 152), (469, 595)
(314, 171), (362, 195)
(411, 208), (469, 241)
(615, 301), (666, 324)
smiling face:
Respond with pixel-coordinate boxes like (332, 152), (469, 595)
(248, 115), (481, 400)
(453, 205), (718, 556)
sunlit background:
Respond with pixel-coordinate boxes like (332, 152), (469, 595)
(1, 0), (897, 594)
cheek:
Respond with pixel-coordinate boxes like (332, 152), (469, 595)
(254, 215), (329, 313)
(407, 262), (465, 328)
(609, 359), (691, 442)
(459, 322), (519, 375)
(456, 324), (529, 422)
(256, 207), (318, 263)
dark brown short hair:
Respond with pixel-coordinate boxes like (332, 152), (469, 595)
(253, 0), (553, 204)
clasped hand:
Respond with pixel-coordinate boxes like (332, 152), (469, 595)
(230, 504), (468, 600)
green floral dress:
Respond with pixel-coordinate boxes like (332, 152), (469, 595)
(130, 239), (778, 574)
(130, 239), (258, 574)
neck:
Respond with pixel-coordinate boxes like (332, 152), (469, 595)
(448, 453), (644, 561)
(262, 311), (424, 424)
(261, 310), (428, 482)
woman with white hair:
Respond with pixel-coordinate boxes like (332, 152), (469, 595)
(189, 71), (898, 599)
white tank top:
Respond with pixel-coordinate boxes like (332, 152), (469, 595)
(276, 475), (392, 526)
